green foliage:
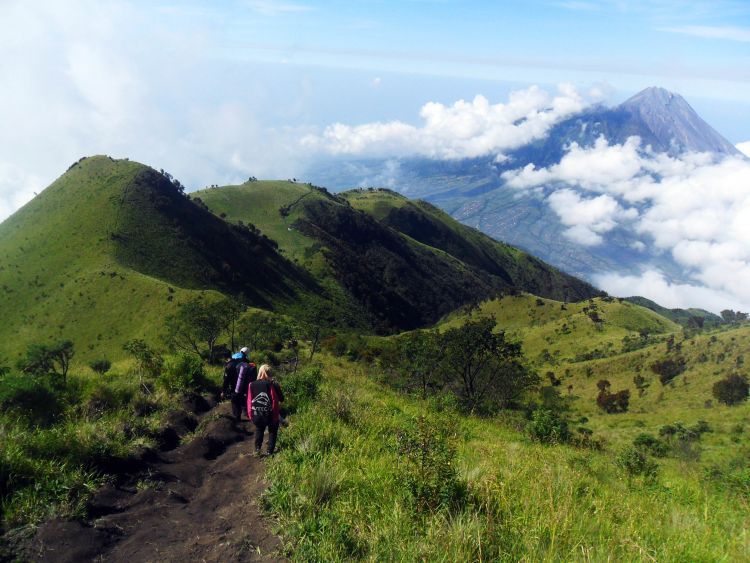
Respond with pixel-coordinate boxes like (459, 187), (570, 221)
(122, 339), (163, 379)
(397, 415), (466, 513)
(16, 340), (74, 383)
(527, 408), (570, 444)
(650, 356), (687, 385)
(88, 359), (111, 375)
(633, 433), (668, 457)
(0, 373), (62, 427)
(388, 330), (443, 399)
(159, 353), (209, 393)
(615, 447), (659, 484)
(280, 365), (321, 415)
(440, 316), (536, 413)
(712, 373), (749, 406)
(236, 311), (291, 354)
(596, 387), (630, 414)
(164, 296), (234, 363)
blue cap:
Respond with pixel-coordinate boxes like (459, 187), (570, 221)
(231, 352), (244, 360)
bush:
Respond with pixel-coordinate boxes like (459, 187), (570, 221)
(633, 433), (668, 457)
(597, 389), (630, 413)
(615, 446), (659, 484)
(280, 366), (321, 415)
(89, 359), (112, 375)
(397, 415), (466, 513)
(527, 408), (570, 444)
(0, 373), (62, 427)
(159, 354), (209, 393)
(712, 373), (749, 406)
(650, 357), (686, 385)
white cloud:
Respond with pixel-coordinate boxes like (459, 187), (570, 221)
(302, 84), (588, 159)
(661, 25), (750, 43)
(737, 141), (750, 157)
(546, 189), (636, 245)
(595, 270), (750, 313)
(503, 135), (750, 312)
(0, 0), (311, 222)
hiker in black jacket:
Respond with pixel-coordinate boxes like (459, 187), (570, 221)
(247, 364), (284, 455)
(222, 347), (257, 422)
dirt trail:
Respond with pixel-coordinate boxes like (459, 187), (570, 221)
(18, 400), (285, 562)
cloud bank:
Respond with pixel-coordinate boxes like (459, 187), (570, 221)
(303, 84), (588, 159)
(0, 0), (311, 222)
(502, 136), (750, 312)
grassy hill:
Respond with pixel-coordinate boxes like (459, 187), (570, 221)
(434, 294), (750, 464)
(0, 157), (313, 364)
(197, 184), (601, 332)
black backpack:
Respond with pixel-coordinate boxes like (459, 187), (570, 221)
(222, 359), (239, 393)
(250, 380), (273, 419)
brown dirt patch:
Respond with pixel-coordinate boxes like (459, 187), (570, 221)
(16, 402), (285, 562)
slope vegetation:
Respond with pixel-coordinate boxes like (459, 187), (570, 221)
(0, 156), (312, 363)
(198, 184), (600, 332)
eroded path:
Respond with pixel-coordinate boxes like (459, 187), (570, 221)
(18, 400), (285, 562)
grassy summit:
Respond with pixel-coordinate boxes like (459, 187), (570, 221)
(0, 157), (312, 363)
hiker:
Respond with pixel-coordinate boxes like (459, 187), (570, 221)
(247, 364), (284, 456)
(222, 347), (256, 422)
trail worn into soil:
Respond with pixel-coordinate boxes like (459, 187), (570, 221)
(17, 399), (285, 562)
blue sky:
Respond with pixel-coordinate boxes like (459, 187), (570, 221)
(180, 0), (750, 134)
(0, 0), (748, 220)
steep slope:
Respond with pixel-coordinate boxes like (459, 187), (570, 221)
(342, 189), (598, 301)
(197, 183), (601, 333)
(0, 156), (313, 363)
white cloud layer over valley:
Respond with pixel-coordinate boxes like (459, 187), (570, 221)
(502, 137), (750, 313)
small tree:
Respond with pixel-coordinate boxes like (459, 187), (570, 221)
(395, 330), (443, 400)
(292, 298), (334, 361)
(17, 340), (74, 384)
(438, 317), (536, 413)
(89, 359), (112, 375)
(712, 373), (749, 406)
(164, 297), (230, 363)
(123, 339), (163, 393)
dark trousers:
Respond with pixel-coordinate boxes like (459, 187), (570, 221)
(253, 417), (279, 454)
(231, 393), (246, 421)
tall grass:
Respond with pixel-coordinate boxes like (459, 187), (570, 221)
(264, 356), (750, 561)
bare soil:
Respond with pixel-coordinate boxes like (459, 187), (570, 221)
(14, 400), (285, 562)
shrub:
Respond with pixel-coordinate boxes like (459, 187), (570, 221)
(89, 359), (112, 375)
(159, 354), (209, 393)
(615, 447), (659, 484)
(280, 366), (321, 415)
(712, 373), (749, 406)
(397, 415), (466, 513)
(633, 433), (668, 457)
(0, 373), (62, 427)
(597, 389), (630, 413)
(650, 357), (686, 385)
(527, 408), (570, 444)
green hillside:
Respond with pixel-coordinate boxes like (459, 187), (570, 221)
(625, 295), (723, 328)
(433, 294), (749, 462)
(0, 157), (312, 364)
(197, 184), (601, 332)
(344, 188), (599, 301)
